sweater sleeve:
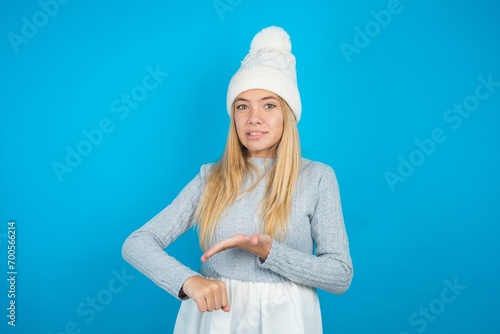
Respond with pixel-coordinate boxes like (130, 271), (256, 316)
(260, 165), (353, 294)
(121, 168), (206, 300)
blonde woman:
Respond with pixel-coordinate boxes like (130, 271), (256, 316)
(122, 26), (353, 333)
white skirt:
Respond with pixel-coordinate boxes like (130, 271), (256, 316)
(173, 277), (322, 334)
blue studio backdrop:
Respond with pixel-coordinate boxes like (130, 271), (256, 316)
(1, 0), (499, 333)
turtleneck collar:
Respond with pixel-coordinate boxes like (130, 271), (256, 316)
(246, 157), (276, 174)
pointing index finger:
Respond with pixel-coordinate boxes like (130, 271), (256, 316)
(200, 235), (248, 262)
(201, 239), (231, 262)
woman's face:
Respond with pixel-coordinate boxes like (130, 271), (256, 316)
(233, 89), (284, 158)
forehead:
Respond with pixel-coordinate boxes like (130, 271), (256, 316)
(236, 89), (279, 100)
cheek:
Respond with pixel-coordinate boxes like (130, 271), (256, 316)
(269, 114), (284, 135)
(234, 117), (246, 138)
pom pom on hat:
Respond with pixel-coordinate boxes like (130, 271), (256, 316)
(250, 26), (291, 54)
(227, 26), (302, 122)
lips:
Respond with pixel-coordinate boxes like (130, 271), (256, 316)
(246, 131), (268, 139)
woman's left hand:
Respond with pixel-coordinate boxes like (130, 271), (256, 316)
(201, 233), (272, 262)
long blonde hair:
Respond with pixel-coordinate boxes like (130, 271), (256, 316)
(196, 96), (301, 250)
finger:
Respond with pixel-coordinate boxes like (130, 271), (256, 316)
(201, 245), (225, 262)
(201, 241), (231, 262)
(194, 296), (207, 313)
(205, 294), (215, 312)
(220, 281), (230, 312)
(213, 283), (222, 310)
(201, 237), (241, 262)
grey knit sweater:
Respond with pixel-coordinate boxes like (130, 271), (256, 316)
(122, 158), (353, 300)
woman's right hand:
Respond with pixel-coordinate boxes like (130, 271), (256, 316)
(181, 276), (230, 313)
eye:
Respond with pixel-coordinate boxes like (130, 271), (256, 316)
(236, 104), (248, 110)
(264, 103), (276, 109)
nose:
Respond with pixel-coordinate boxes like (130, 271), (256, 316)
(247, 108), (263, 124)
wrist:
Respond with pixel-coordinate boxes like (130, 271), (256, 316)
(178, 286), (188, 299)
(179, 275), (201, 300)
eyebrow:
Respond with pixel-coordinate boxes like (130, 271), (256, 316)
(234, 96), (279, 103)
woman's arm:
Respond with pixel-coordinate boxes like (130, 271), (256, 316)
(260, 165), (353, 294)
(121, 170), (204, 299)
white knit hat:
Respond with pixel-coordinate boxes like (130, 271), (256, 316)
(226, 26), (302, 122)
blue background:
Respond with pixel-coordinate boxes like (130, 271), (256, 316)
(1, 0), (499, 333)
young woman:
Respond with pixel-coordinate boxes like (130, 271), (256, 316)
(122, 26), (353, 333)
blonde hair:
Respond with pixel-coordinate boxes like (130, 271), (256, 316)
(196, 96), (301, 250)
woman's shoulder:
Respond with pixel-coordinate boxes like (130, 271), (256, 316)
(299, 158), (340, 191)
(198, 162), (216, 180)
(300, 157), (336, 176)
